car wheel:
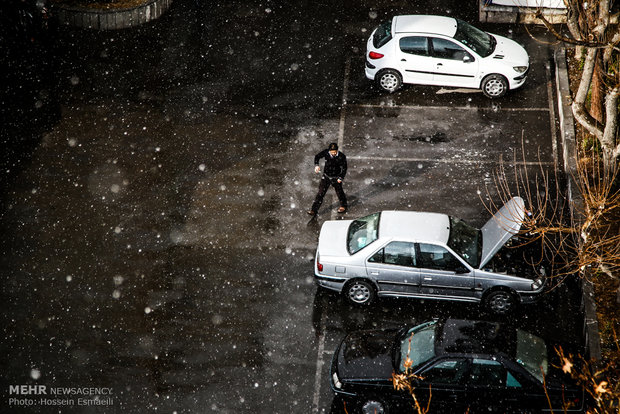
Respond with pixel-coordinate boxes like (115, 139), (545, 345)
(376, 69), (402, 93)
(481, 74), (508, 98)
(360, 399), (387, 414)
(483, 290), (516, 315)
(344, 280), (375, 306)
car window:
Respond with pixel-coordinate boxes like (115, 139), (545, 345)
(399, 36), (428, 56)
(373, 19), (393, 49)
(430, 37), (472, 61)
(399, 321), (437, 372)
(347, 212), (380, 254)
(421, 358), (468, 384)
(369, 242), (416, 266)
(453, 18), (494, 57)
(515, 329), (548, 383)
(417, 244), (463, 271)
(469, 359), (522, 388)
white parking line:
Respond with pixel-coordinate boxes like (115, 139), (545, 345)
(338, 57), (351, 149)
(331, 57), (352, 222)
(311, 310), (326, 414)
(351, 103), (550, 112)
(314, 57), (352, 413)
(349, 155), (555, 166)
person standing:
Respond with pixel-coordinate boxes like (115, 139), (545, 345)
(308, 143), (348, 215)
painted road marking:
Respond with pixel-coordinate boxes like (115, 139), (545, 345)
(349, 155), (555, 166)
(350, 103), (550, 112)
(311, 309), (326, 414)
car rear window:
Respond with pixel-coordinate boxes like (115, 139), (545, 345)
(347, 212), (380, 254)
(399, 321), (437, 372)
(372, 19), (393, 49)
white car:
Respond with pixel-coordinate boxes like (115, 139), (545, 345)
(314, 197), (547, 314)
(365, 15), (530, 98)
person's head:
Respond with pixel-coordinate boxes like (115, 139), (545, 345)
(328, 142), (338, 156)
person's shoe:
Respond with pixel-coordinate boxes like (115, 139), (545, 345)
(337, 207), (347, 213)
(307, 210), (316, 216)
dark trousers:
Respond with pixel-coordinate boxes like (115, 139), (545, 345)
(311, 176), (347, 213)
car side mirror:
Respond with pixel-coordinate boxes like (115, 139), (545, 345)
(455, 266), (470, 274)
(463, 55), (472, 63)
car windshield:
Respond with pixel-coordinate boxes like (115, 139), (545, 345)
(373, 19), (393, 48)
(515, 329), (548, 383)
(347, 212), (380, 254)
(453, 18), (495, 57)
(397, 321), (437, 372)
(447, 216), (481, 268)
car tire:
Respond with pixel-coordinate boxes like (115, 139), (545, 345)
(481, 74), (508, 98)
(483, 290), (517, 315)
(344, 280), (376, 306)
(376, 69), (402, 93)
(360, 398), (388, 414)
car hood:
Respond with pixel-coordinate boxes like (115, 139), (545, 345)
(479, 197), (526, 268)
(317, 219), (353, 257)
(336, 329), (396, 381)
(489, 34), (529, 67)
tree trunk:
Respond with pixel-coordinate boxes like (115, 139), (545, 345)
(601, 86), (620, 170)
(590, 53), (605, 124)
(572, 48), (603, 141)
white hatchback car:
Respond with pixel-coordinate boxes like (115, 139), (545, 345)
(314, 197), (547, 315)
(365, 15), (530, 98)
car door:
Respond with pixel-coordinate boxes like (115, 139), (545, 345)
(464, 358), (527, 410)
(429, 37), (479, 88)
(366, 241), (420, 295)
(416, 243), (476, 299)
(413, 358), (469, 411)
(395, 36), (434, 84)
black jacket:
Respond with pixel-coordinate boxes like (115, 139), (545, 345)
(314, 149), (347, 180)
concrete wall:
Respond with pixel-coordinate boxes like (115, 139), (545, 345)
(52, 0), (173, 30)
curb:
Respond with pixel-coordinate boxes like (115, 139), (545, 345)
(478, 0), (566, 23)
(51, 0), (173, 30)
(554, 47), (602, 362)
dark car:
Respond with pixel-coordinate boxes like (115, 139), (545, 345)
(330, 319), (583, 413)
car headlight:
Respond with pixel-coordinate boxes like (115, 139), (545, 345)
(332, 372), (342, 389)
(513, 66), (528, 73)
(531, 276), (545, 290)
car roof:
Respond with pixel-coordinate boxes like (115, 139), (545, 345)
(379, 211), (450, 244)
(436, 319), (516, 356)
(393, 15), (457, 37)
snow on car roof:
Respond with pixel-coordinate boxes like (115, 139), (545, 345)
(392, 15), (457, 37)
(378, 211), (450, 244)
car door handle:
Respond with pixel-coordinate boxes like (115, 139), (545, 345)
(423, 277), (433, 281)
(436, 63), (443, 66)
(401, 59), (406, 61)
(370, 271), (379, 275)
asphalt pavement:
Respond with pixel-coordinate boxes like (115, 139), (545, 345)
(1, 1), (584, 413)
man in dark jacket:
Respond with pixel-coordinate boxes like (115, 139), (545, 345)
(308, 143), (347, 215)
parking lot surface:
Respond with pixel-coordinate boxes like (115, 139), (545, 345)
(1, 1), (583, 413)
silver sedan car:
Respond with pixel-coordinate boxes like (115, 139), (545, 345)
(313, 197), (546, 314)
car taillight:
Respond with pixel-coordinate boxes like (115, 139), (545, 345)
(368, 51), (384, 60)
(317, 257), (323, 272)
